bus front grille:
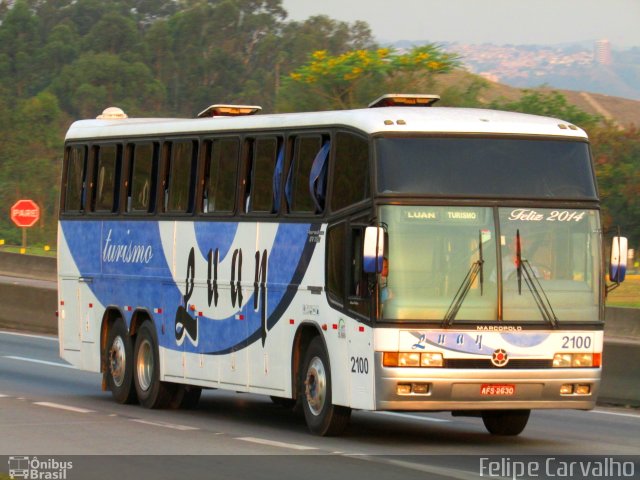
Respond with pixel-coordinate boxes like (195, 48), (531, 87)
(443, 359), (554, 369)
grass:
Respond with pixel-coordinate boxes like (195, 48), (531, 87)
(0, 244), (56, 257)
(606, 274), (640, 308)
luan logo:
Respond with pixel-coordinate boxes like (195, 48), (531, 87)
(406, 211), (437, 220)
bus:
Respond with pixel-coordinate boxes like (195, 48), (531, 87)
(57, 94), (627, 436)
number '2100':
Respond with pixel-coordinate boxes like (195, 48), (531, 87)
(351, 357), (369, 374)
(562, 336), (592, 349)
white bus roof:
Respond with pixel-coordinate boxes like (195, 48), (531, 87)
(65, 106), (588, 141)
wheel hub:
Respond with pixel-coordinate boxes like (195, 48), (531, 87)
(305, 356), (326, 416)
(109, 336), (126, 387)
(136, 338), (154, 392)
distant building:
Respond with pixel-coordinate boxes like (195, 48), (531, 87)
(594, 39), (612, 66)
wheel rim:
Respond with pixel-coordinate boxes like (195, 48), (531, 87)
(109, 336), (126, 387)
(136, 338), (154, 392)
(305, 356), (326, 416)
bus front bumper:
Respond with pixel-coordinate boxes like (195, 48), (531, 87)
(374, 352), (600, 411)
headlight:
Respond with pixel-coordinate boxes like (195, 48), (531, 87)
(383, 352), (443, 367)
(553, 353), (573, 368)
(553, 353), (599, 368)
(571, 353), (593, 367)
(420, 353), (443, 367)
(399, 352), (421, 367)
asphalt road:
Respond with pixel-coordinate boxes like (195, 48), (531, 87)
(0, 274), (56, 290)
(1, 330), (639, 480)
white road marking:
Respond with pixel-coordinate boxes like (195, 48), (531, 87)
(372, 457), (504, 480)
(374, 411), (451, 423)
(0, 330), (57, 341)
(34, 402), (95, 414)
(592, 409), (640, 420)
(0, 394), (9, 398)
(3, 356), (75, 369)
(130, 419), (200, 431)
(236, 437), (317, 451)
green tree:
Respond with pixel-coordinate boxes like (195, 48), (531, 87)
(437, 75), (489, 108)
(0, 92), (65, 245)
(51, 53), (166, 117)
(83, 11), (143, 57)
(279, 45), (460, 111)
(166, 0), (287, 114)
(279, 15), (376, 74)
(590, 124), (640, 248)
(0, 0), (43, 97)
(490, 90), (601, 130)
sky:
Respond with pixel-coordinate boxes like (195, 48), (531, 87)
(282, 0), (640, 48)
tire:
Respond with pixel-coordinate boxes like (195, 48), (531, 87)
(170, 385), (202, 410)
(133, 321), (175, 409)
(105, 318), (137, 404)
(301, 337), (351, 436)
(482, 409), (530, 436)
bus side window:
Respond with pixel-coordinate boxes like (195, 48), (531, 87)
(285, 135), (329, 214)
(93, 144), (120, 213)
(331, 132), (370, 212)
(202, 138), (239, 214)
(128, 143), (155, 213)
(242, 140), (254, 213)
(349, 228), (366, 296)
(166, 140), (197, 213)
(248, 137), (280, 213)
(272, 144), (285, 213)
(348, 227), (371, 317)
(326, 223), (347, 306)
(64, 145), (88, 212)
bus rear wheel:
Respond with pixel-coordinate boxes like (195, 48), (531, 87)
(481, 409), (530, 436)
(106, 318), (136, 404)
(133, 321), (175, 409)
(301, 337), (351, 436)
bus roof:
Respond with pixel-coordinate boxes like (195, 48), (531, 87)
(64, 106), (588, 141)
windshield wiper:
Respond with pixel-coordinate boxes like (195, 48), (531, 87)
(443, 231), (485, 326)
(515, 230), (559, 328)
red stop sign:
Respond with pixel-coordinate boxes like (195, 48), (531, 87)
(11, 199), (40, 227)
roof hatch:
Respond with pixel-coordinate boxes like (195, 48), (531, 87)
(197, 104), (262, 118)
(368, 94), (440, 108)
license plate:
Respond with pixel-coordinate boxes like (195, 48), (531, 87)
(480, 384), (515, 396)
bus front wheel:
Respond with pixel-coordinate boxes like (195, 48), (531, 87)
(106, 318), (136, 404)
(301, 337), (351, 436)
(133, 321), (174, 409)
(481, 409), (530, 436)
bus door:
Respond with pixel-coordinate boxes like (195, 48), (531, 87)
(78, 277), (97, 345)
(346, 224), (375, 410)
(60, 278), (81, 353)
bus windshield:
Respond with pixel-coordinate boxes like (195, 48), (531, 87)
(379, 206), (601, 324)
(376, 137), (597, 199)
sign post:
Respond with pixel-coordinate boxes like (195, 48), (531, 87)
(10, 199), (40, 252)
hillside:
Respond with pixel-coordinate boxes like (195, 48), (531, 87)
(433, 70), (640, 127)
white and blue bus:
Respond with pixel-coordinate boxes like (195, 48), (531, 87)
(58, 95), (627, 436)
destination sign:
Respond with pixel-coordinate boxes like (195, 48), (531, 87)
(401, 208), (486, 224)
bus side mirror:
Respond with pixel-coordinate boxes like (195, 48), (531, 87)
(609, 236), (628, 283)
(363, 226), (385, 274)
